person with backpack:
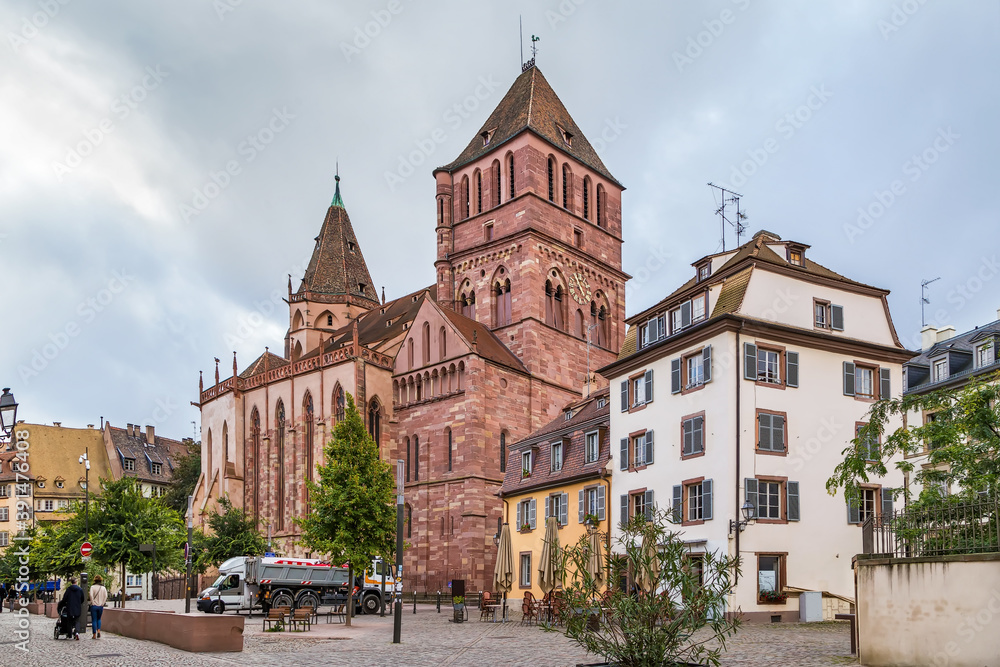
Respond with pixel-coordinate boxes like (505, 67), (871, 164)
(89, 575), (108, 639)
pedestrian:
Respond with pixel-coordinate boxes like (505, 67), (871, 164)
(60, 577), (84, 640)
(89, 575), (108, 639)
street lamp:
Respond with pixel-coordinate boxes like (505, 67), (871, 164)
(730, 501), (756, 535)
(78, 449), (91, 539)
(0, 388), (18, 439)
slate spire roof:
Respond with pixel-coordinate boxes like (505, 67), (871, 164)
(438, 65), (619, 185)
(295, 175), (379, 306)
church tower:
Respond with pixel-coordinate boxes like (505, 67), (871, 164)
(432, 64), (627, 416)
(287, 175), (380, 359)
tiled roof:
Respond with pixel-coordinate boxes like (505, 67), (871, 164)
(107, 425), (189, 485)
(438, 66), (619, 185)
(439, 308), (528, 374)
(239, 351), (290, 379)
(11, 424), (111, 499)
(295, 180), (379, 307)
(904, 319), (1000, 393)
(710, 266), (753, 317)
(500, 388), (611, 496)
(617, 326), (637, 361)
(315, 285), (435, 358)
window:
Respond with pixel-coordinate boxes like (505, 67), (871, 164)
(547, 157), (556, 202)
(788, 248), (803, 265)
(544, 281), (565, 330)
(493, 279), (512, 327)
(682, 414), (704, 457)
(484, 222), (494, 241)
(745, 477), (800, 523)
(859, 488), (877, 522)
(439, 327), (446, 359)
(585, 430), (599, 463)
(334, 386), (346, 423)
(632, 434), (646, 466)
(461, 176), (470, 219)
(843, 362), (888, 398)
(597, 398), (606, 409)
(546, 492), (568, 526)
(672, 347), (713, 393)
(549, 441), (563, 472)
(522, 450), (532, 476)
(697, 263), (711, 281)
(447, 429), (453, 472)
(596, 185), (605, 228)
(580, 486), (604, 522)
(0, 485), (7, 498)
(461, 291), (476, 320)
(55, 480), (64, 489)
(476, 170), (483, 214)
(627, 490), (653, 522)
(123, 458), (135, 472)
(855, 365), (875, 398)
(932, 358), (948, 383)
(623, 369), (653, 409)
(757, 348), (781, 384)
(977, 342), (995, 368)
(413, 435), (419, 481)
(639, 314), (665, 348)
(574, 229), (583, 248)
(516, 498), (536, 531)
(582, 177), (590, 220)
(520, 553), (532, 587)
(667, 296), (704, 335)
(151, 462), (162, 475)
(758, 481), (781, 519)
(758, 554), (784, 602)
(40, 500), (54, 512)
(684, 479), (712, 523)
(500, 432), (507, 473)
(757, 411), (787, 454)
(814, 300), (830, 328)
(856, 422), (879, 461)
(0, 532), (8, 547)
(564, 411), (573, 422)
(562, 164), (571, 209)
(493, 159), (501, 207)
(0, 507), (8, 521)
(508, 154), (515, 199)
(327, 314), (334, 326)
(691, 294), (706, 322)
(848, 486), (893, 524)
(37, 481), (45, 489)
(686, 354), (704, 388)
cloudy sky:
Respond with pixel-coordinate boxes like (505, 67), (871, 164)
(2, 1), (996, 439)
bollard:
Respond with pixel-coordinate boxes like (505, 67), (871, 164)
(436, 590), (441, 613)
(413, 591), (417, 614)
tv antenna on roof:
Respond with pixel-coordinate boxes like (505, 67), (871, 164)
(707, 183), (747, 252)
(921, 277), (941, 327)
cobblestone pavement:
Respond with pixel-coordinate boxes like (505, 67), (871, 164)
(0, 602), (860, 666)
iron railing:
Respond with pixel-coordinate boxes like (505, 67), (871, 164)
(862, 493), (1000, 558)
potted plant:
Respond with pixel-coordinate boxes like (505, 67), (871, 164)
(522, 468), (531, 478)
(584, 513), (600, 527)
(452, 596), (465, 623)
(759, 589), (787, 604)
(520, 523), (531, 533)
(553, 509), (743, 667)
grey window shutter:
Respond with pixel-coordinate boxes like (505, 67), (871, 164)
(847, 498), (860, 524)
(744, 343), (758, 380)
(831, 304), (844, 331)
(620, 380), (628, 411)
(560, 492), (569, 526)
(880, 368), (891, 399)
(703, 479), (713, 521)
(645, 369), (653, 403)
(545, 495), (551, 520)
(672, 485), (682, 523)
(786, 351), (799, 388)
(671, 358), (682, 394)
(644, 490), (654, 520)
(529, 498), (536, 529)
(745, 478), (758, 518)
(649, 318), (658, 342)
(758, 413), (770, 450)
(516, 502), (523, 528)
(881, 487), (894, 517)
(597, 485), (605, 521)
(787, 481), (800, 521)
(703, 345), (713, 383)
(620, 494), (629, 527)
(774, 415), (785, 451)
(843, 362), (856, 396)
(694, 417), (704, 454)
(579, 489), (585, 522)
(683, 419), (692, 456)
(645, 430), (654, 465)
(619, 438), (628, 471)
(681, 301), (692, 328)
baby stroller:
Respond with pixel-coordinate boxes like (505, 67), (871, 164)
(53, 600), (77, 640)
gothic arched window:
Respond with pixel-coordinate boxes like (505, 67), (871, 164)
(493, 279), (511, 327)
(507, 154), (515, 200)
(596, 184), (605, 228)
(368, 398), (381, 448)
(492, 159), (501, 208)
(422, 322), (431, 365)
(475, 169), (482, 214)
(461, 176), (470, 220)
(582, 177), (591, 220)
(562, 164), (571, 210)
(303, 392), (314, 486)
(547, 157), (556, 202)
(275, 400), (285, 531)
(462, 291), (476, 320)
(500, 431), (507, 473)
(545, 280), (564, 330)
(250, 407), (260, 523)
(333, 385), (345, 424)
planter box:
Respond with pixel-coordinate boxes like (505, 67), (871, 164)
(103, 609), (244, 652)
(26, 601), (44, 615)
(44, 602), (58, 618)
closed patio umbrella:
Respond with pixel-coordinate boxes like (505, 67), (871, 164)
(494, 523), (514, 620)
(587, 529), (605, 588)
(538, 517), (560, 595)
(634, 526), (660, 594)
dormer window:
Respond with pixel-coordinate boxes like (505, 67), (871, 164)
(932, 358), (948, 383)
(348, 241), (356, 253)
(522, 450), (532, 476)
(151, 462), (162, 475)
(123, 458), (135, 472)
(55, 480), (64, 489)
(481, 128), (496, 146)
(697, 262), (711, 281)
(597, 397), (607, 409)
(787, 246), (805, 266)
(358, 283), (367, 293)
(976, 340), (996, 368)
(558, 126), (573, 146)
(564, 411), (573, 422)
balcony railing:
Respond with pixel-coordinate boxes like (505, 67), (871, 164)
(862, 493), (1000, 559)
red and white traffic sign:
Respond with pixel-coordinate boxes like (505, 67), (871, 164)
(80, 542), (93, 558)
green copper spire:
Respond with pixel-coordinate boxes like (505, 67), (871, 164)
(331, 170), (344, 208)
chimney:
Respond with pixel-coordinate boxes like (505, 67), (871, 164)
(53, 422), (61, 428)
(87, 424), (94, 429)
(921, 326), (938, 351)
(996, 308), (1000, 321)
(127, 423), (133, 436)
(146, 425), (155, 445)
(937, 326), (956, 343)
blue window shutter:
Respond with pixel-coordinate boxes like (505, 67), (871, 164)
(703, 479), (713, 521)
(545, 495), (551, 520)
(881, 487), (894, 517)
(831, 304), (844, 331)
(620, 494), (629, 527)
(579, 489), (585, 522)
(681, 301), (691, 328)
(597, 485), (605, 521)
(745, 478), (758, 518)
(671, 358), (682, 394)
(645, 430), (654, 465)
(620, 380), (628, 411)
(529, 498), (536, 529)
(619, 438), (628, 471)
(560, 493), (569, 526)
(672, 485), (682, 523)
(516, 502), (522, 528)
(645, 369), (653, 403)
(787, 481), (800, 521)
(703, 345), (712, 383)
(644, 490), (654, 520)
(744, 343), (758, 380)
(786, 351), (799, 388)
(880, 368), (891, 399)
(844, 362), (856, 396)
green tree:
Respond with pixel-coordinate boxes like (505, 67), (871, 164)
(162, 440), (201, 514)
(297, 393), (395, 626)
(198, 495), (267, 568)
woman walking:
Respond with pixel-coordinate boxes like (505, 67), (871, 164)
(89, 575), (108, 639)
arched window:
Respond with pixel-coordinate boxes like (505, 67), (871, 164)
(422, 322), (431, 365)
(405, 503), (412, 538)
(493, 279), (511, 327)
(439, 326), (447, 359)
(582, 177), (591, 220)
(547, 157), (556, 202)
(596, 184), (605, 228)
(405, 437), (411, 481)
(250, 407), (260, 523)
(598, 305), (608, 348)
(562, 164), (571, 210)
(492, 159), (501, 207)
(507, 153), (515, 199)
(475, 169), (482, 214)
(222, 421), (229, 466)
(500, 431), (507, 473)
(545, 280), (564, 330)
(408, 338), (414, 369)
(461, 176), (470, 220)
(413, 435), (419, 481)
(575, 309), (585, 339)
(446, 427), (453, 472)
(438, 197), (444, 226)
(333, 385), (345, 424)
(462, 291), (476, 320)
(327, 314), (333, 327)
(275, 400), (285, 531)
(303, 392), (314, 487)
(368, 398), (381, 449)
(457, 361), (465, 390)
(205, 428), (213, 494)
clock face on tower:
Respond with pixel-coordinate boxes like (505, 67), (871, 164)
(568, 272), (592, 305)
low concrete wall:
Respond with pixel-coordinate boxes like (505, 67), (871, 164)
(856, 552), (1000, 667)
(102, 608), (243, 652)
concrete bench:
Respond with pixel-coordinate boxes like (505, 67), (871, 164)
(102, 608), (244, 652)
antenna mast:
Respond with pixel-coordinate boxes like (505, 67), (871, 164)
(707, 183), (747, 251)
(921, 277), (941, 327)
(519, 16), (523, 66)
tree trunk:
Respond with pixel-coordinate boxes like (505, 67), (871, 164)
(346, 564), (354, 627)
(121, 562), (126, 609)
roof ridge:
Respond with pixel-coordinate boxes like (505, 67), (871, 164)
(525, 67), (536, 126)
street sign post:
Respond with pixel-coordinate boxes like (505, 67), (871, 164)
(80, 542), (93, 558)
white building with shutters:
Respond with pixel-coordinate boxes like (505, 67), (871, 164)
(599, 230), (912, 622)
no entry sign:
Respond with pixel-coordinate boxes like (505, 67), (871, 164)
(80, 542), (93, 558)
